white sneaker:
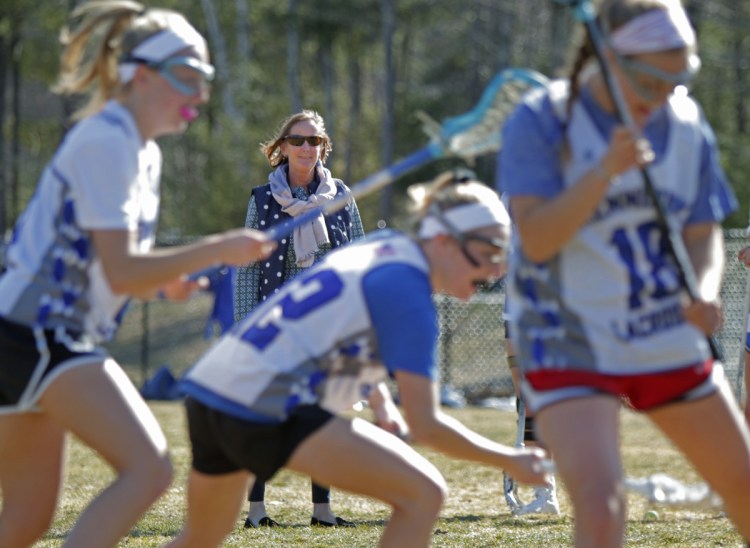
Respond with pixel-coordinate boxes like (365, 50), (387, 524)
(515, 482), (560, 516)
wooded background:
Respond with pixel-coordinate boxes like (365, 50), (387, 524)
(0, 0), (747, 239)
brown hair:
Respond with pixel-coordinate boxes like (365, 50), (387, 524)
(54, 0), (194, 120)
(563, 0), (675, 118)
(260, 110), (333, 168)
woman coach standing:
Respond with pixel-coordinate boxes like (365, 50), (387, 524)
(235, 109), (364, 528)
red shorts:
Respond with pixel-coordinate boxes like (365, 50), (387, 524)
(523, 360), (716, 412)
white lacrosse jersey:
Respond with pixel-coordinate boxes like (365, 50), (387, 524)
(501, 81), (736, 375)
(0, 101), (161, 343)
(181, 230), (438, 422)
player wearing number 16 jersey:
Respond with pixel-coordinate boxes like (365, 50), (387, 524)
(499, 1), (750, 546)
(169, 172), (553, 548)
(504, 76), (735, 409)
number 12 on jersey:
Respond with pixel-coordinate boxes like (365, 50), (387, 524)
(240, 269), (344, 351)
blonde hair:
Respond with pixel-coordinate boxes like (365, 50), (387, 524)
(407, 170), (500, 231)
(260, 110), (333, 168)
(54, 1), (194, 120)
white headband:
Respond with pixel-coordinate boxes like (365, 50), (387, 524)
(119, 19), (208, 84)
(418, 201), (511, 239)
(609, 2), (695, 55)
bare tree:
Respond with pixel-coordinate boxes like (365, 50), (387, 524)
(10, 27), (20, 223)
(379, 0), (395, 221)
(200, 0), (240, 123)
(495, 1), (516, 70)
(234, 0), (252, 119)
(549, 2), (571, 74)
(235, 0), (251, 62)
(0, 31), (7, 236)
(344, 52), (361, 184)
(731, 5), (747, 134)
(319, 39), (335, 146)
(287, 0), (301, 113)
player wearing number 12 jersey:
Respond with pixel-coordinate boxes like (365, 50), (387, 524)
(169, 172), (552, 548)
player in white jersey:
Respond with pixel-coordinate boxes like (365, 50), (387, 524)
(500, 0), (750, 546)
(0, 3), (272, 546)
(167, 172), (552, 548)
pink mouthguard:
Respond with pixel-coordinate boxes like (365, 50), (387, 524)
(180, 106), (198, 122)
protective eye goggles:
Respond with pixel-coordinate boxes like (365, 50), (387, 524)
(615, 51), (701, 101)
(122, 55), (215, 97)
(283, 135), (324, 147)
(428, 204), (508, 268)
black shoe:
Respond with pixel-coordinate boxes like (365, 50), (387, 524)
(244, 516), (280, 529)
(310, 516), (356, 527)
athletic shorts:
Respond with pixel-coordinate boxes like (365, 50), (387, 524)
(745, 313), (750, 353)
(0, 317), (105, 414)
(185, 397), (334, 481)
(522, 360), (720, 413)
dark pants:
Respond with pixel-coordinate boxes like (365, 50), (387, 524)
(249, 480), (330, 503)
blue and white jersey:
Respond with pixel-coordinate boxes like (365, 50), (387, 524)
(0, 101), (161, 343)
(500, 81), (736, 375)
(182, 230), (438, 422)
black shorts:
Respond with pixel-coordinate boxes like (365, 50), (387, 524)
(185, 397), (335, 481)
(0, 317), (104, 412)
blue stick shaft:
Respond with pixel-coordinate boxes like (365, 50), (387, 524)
(266, 145), (439, 241)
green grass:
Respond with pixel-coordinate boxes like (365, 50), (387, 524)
(27, 295), (745, 546)
(35, 403), (744, 547)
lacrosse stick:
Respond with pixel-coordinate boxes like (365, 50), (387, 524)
(534, 464), (722, 509)
(553, 0), (722, 360)
(266, 68), (550, 242)
(503, 396), (526, 514)
(624, 473), (722, 510)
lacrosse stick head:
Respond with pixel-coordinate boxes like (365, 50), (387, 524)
(624, 474), (723, 509)
(503, 471), (526, 514)
(435, 68), (550, 162)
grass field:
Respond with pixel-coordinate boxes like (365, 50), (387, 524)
(35, 402), (744, 547)
(28, 294), (745, 546)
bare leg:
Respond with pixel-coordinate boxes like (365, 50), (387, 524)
(648, 378), (750, 542)
(287, 416), (447, 548)
(168, 470), (251, 547)
(536, 396), (624, 548)
(0, 413), (65, 547)
(40, 359), (172, 547)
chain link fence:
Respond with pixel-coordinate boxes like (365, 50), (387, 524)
(4, 231), (745, 406)
(437, 230), (749, 405)
(716, 230), (748, 403)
